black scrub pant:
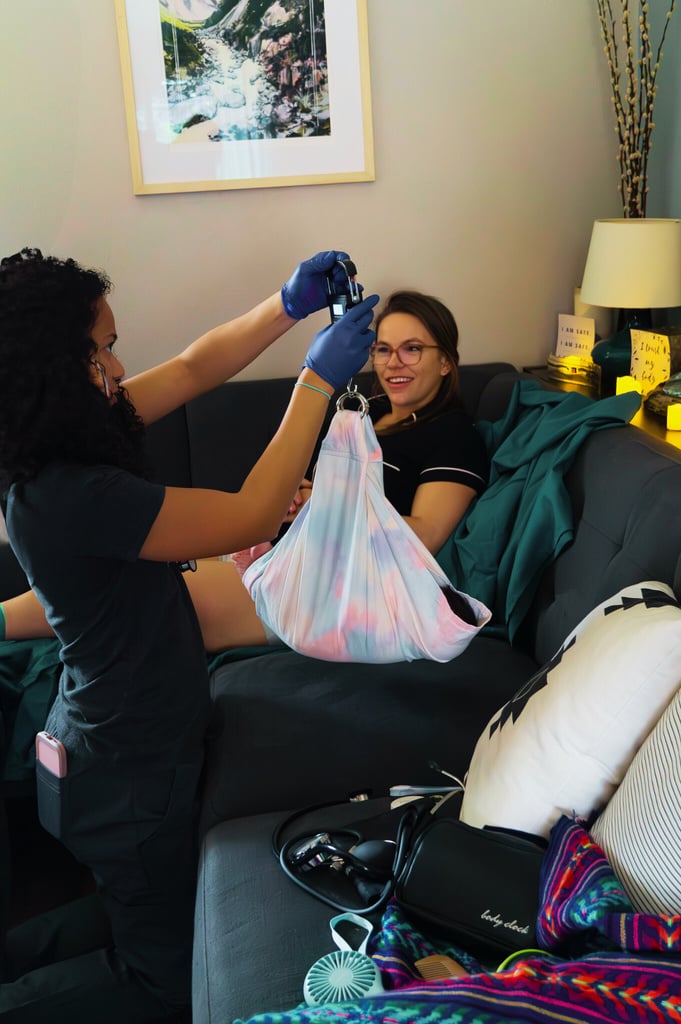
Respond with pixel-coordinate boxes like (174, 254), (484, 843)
(0, 760), (202, 1023)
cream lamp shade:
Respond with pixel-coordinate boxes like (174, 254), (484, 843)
(580, 218), (681, 310)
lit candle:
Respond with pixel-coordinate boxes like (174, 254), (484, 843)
(615, 376), (643, 395)
(667, 404), (681, 431)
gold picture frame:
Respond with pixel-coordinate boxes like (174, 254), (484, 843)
(114, 0), (374, 195)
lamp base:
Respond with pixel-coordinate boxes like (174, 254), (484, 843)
(591, 310), (651, 395)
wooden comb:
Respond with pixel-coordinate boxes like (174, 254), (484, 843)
(414, 954), (469, 980)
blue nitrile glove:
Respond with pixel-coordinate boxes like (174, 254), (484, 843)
(281, 250), (353, 320)
(302, 294), (380, 390)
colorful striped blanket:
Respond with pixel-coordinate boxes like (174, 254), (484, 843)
(238, 816), (681, 1024)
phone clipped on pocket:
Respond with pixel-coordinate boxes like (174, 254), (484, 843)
(35, 731), (69, 838)
(36, 730), (68, 777)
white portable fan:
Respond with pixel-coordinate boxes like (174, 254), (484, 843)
(303, 913), (384, 1006)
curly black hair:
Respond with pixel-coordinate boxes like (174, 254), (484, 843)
(0, 248), (147, 492)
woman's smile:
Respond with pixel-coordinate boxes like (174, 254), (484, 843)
(374, 311), (452, 420)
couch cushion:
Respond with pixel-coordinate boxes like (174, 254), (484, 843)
(460, 581), (681, 837)
(193, 799), (390, 1024)
(523, 425), (681, 664)
(591, 686), (681, 916)
(201, 636), (537, 829)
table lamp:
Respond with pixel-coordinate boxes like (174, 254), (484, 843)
(579, 218), (681, 392)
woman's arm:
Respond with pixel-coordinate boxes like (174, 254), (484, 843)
(139, 369), (335, 560)
(139, 298), (379, 562)
(125, 251), (351, 426)
(403, 480), (477, 554)
(124, 292), (295, 426)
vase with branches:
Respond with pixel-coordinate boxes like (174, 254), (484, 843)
(596, 0), (677, 217)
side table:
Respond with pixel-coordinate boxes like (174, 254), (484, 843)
(522, 365), (681, 453)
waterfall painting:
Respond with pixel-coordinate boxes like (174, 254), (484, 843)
(115, 0), (374, 194)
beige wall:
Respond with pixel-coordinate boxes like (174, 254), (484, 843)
(1, 1), (621, 380)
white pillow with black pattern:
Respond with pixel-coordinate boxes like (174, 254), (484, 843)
(460, 581), (681, 838)
(591, 686), (681, 916)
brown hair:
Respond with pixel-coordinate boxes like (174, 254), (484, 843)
(372, 290), (463, 429)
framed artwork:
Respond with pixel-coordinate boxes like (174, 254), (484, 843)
(114, 0), (374, 195)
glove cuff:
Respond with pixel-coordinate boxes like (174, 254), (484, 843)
(301, 357), (340, 392)
(281, 285), (307, 321)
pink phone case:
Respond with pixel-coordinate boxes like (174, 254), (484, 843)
(35, 731), (68, 777)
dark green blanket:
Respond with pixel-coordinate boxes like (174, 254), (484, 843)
(0, 638), (62, 782)
(436, 381), (641, 641)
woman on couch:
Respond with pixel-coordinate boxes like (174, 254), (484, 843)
(191, 290), (490, 650)
(0, 246), (377, 1023)
(0, 291), (488, 655)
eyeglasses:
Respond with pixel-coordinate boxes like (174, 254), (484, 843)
(370, 342), (441, 365)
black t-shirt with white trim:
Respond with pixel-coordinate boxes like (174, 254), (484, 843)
(369, 399), (489, 515)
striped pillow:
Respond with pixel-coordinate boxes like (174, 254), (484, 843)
(591, 687), (681, 916)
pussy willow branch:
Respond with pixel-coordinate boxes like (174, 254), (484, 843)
(596, 0), (676, 217)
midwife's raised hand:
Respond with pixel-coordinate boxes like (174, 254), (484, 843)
(302, 294), (379, 390)
(281, 250), (352, 321)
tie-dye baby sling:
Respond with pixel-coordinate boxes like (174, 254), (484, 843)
(243, 407), (490, 663)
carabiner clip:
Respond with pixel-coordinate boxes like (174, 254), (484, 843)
(336, 381), (369, 416)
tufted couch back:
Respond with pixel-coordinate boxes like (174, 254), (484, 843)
(523, 422), (681, 663)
